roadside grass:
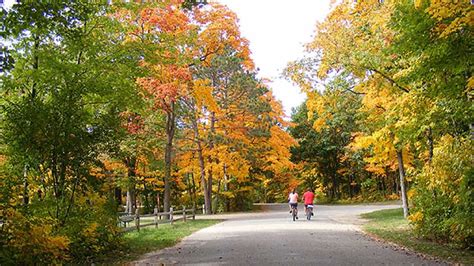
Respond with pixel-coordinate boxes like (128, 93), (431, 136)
(321, 199), (401, 205)
(100, 220), (220, 264)
(361, 208), (474, 265)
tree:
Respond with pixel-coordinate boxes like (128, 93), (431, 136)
(1, 1), (139, 262)
(286, 0), (473, 245)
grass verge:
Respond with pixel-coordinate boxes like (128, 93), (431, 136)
(361, 208), (473, 265)
(101, 219), (220, 264)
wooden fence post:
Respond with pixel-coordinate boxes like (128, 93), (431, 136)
(183, 206), (186, 222)
(202, 204), (205, 214)
(154, 207), (158, 228)
(192, 202), (196, 220)
(170, 207), (174, 225)
(135, 208), (140, 232)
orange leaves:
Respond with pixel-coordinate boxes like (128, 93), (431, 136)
(120, 111), (145, 135)
(141, 5), (191, 34)
(137, 64), (191, 111)
(116, 1), (294, 202)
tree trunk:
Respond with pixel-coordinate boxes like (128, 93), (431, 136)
(126, 190), (132, 214)
(224, 164), (230, 211)
(191, 172), (197, 204)
(125, 156), (137, 214)
(23, 164), (29, 207)
(214, 179), (221, 214)
(381, 174), (387, 196)
(115, 187), (122, 206)
(348, 174), (353, 199)
(156, 193), (160, 212)
(394, 172), (399, 194)
(164, 137), (172, 214)
(331, 174), (338, 200)
(207, 170), (213, 214)
(164, 102), (176, 215)
(191, 117), (211, 214)
(396, 149), (409, 218)
(206, 112), (217, 214)
(427, 127), (434, 164)
(186, 173), (195, 204)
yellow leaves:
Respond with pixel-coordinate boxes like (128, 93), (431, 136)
(317, 63), (330, 79)
(4, 209), (70, 262)
(83, 222), (99, 239)
(306, 92), (331, 132)
(408, 211), (424, 224)
(193, 3), (253, 68)
(425, 0), (473, 38)
(414, 0), (423, 9)
(420, 135), (473, 192)
(312, 118), (327, 132)
(192, 79), (219, 113)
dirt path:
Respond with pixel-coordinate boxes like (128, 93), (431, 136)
(133, 204), (446, 265)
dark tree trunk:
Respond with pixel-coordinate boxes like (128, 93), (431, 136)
(206, 112), (217, 214)
(191, 172), (197, 203)
(164, 102), (176, 215)
(115, 187), (122, 205)
(191, 116), (211, 214)
(214, 179), (221, 214)
(349, 174), (353, 199)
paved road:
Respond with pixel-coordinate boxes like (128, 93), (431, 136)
(134, 204), (446, 265)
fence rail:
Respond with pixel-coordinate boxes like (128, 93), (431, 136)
(118, 204), (205, 233)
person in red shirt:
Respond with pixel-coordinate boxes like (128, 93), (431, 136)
(302, 188), (315, 216)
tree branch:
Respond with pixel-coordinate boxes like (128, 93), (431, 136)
(369, 68), (410, 93)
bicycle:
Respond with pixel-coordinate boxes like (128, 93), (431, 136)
(290, 204), (298, 221)
(305, 204), (314, 220)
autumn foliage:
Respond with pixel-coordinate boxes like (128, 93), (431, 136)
(286, 0), (473, 247)
(0, 0), (296, 263)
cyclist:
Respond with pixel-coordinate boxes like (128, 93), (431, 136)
(302, 188), (315, 217)
(288, 189), (298, 219)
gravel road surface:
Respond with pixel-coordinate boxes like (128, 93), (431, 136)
(133, 203), (446, 265)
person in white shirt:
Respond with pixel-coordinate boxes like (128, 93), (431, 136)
(288, 189), (299, 219)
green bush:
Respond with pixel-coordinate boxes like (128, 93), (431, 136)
(409, 136), (473, 248)
(64, 194), (123, 263)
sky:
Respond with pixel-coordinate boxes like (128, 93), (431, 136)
(215, 0), (331, 117)
(1, 0), (332, 116)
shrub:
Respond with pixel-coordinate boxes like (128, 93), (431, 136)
(62, 192), (123, 263)
(0, 193), (123, 264)
(409, 136), (473, 248)
(0, 209), (70, 265)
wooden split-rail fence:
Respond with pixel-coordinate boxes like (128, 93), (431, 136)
(118, 204), (207, 233)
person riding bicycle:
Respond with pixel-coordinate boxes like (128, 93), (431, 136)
(302, 188), (315, 216)
(288, 189), (298, 219)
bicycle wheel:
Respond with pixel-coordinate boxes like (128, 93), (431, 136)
(292, 207), (296, 221)
(306, 208), (312, 220)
